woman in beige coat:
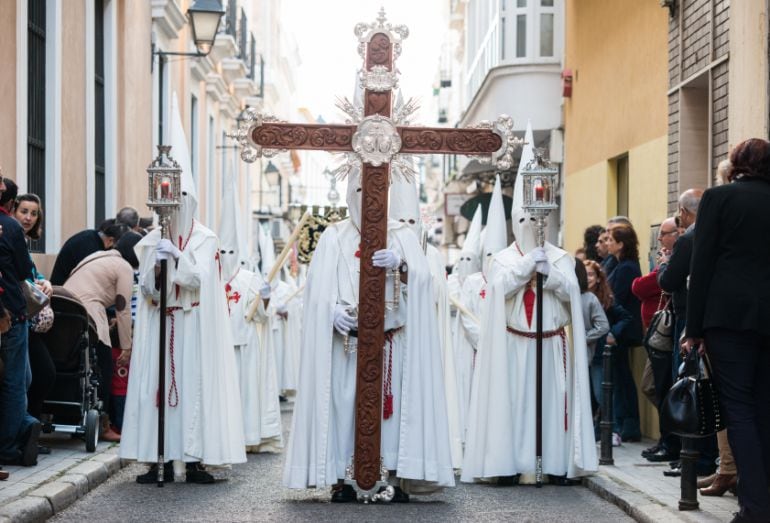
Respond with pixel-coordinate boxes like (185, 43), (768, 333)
(63, 232), (141, 442)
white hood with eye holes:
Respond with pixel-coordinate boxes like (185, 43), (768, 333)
(169, 92), (198, 244)
(481, 174), (507, 276)
(511, 119), (538, 254)
(456, 205), (483, 281)
(388, 168), (421, 238)
(218, 157), (242, 281)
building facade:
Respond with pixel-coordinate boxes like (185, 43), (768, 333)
(0, 0), (298, 274)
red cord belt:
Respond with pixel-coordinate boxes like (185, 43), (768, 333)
(155, 302), (200, 408)
(506, 325), (569, 432)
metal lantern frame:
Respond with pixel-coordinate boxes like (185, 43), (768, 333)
(519, 151), (559, 247)
(146, 145), (182, 239)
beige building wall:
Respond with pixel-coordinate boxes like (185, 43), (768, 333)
(728, 1), (769, 147)
(60, 1), (88, 240)
(0, 2), (17, 177)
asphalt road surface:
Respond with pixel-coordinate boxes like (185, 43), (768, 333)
(53, 412), (632, 523)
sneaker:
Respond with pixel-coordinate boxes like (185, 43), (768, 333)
(185, 463), (215, 484)
(612, 433), (622, 447)
(136, 462), (174, 484)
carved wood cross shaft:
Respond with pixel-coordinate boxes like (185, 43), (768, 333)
(232, 10), (519, 497)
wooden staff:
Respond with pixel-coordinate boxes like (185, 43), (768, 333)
(449, 294), (480, 325)
(246, 211), (311, 321)
(284, 284), (305, 303)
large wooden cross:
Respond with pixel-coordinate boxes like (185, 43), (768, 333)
(232, 9), (518, 499)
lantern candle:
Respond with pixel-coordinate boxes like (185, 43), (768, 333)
(160, 179), (171, 199)
(534, 184), (544, 201)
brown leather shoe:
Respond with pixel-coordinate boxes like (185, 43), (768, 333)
(697, 472), (717, 489)
(100, 427), (121, 442)
(699, 474), (737, 497)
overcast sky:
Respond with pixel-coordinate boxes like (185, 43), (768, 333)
(282, 0), (449, 122)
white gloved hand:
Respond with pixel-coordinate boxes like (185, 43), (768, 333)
(333, 304), (357, 335)
(371, 249), (401, 270)
(259, 283), (271, 299)
(156, 238), (182, 261)
(529, 246), (550, 276)
(155, 249), (171, 264)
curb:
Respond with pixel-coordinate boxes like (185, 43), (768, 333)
(0, 453), (124, 523)
(584, 472), (724, 523)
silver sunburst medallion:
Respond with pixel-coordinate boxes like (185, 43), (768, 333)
(352, 115), (402, 167)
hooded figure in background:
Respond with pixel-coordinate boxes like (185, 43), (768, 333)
(219, 161), (282, 453)
(461, 122), (597, 484)
(283, 166), (455, 502)
(120, 93), (246, 484)
(450, 204), (483, 441)
(389, 173), (463, 470)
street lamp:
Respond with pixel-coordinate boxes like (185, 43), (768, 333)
(264, 160), (282, 208)
(187, 0), (226, 54)
(154, 0), (225, 143)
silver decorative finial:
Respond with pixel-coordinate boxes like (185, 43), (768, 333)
(377, 7), (387, 26)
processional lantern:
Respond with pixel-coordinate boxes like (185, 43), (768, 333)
(520, 150), (558, 247)
(146, 145), (182, 239)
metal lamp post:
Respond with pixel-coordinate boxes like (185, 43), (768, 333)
(145, 145), (182, 487)
(519, 150), (559, 487)
(154, 0), (225, 143)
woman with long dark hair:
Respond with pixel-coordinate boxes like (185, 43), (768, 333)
(604, 224), (643, 442)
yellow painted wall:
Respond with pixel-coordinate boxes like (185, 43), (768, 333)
(564, 0), (668, 174)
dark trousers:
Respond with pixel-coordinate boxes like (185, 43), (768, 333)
(612, 344), (641, 440)
(647, 348), (680, 454)
(705, 328), (770, 521)
(27, 332), (55, 420)
(96, 343), (112, 419)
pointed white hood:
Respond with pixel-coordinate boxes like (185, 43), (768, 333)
(218, 159), (243, 281)
(482, 174), (507, 276)
(456, 205), (482, 281)
(389, 169), (421, 237)
(257, 222), (275, 279)
(345, 166), (363, 229)
(511, 119), (538, 254)
(169, 92), (198, 243)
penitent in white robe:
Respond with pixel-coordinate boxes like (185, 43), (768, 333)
(454, 272), (485, 441)
(226, 268), (282, 452)
(425, 244), (463, 469)
(120, 224), (247, 466)
(461, 243), (597, 481)
(283, 219), (455, 489)
(269, 280), (299, 394)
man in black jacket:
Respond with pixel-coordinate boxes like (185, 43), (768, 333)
(658, 188), (703, 376)
(0, 177), (39, 467)
(49, 219), (128, 285)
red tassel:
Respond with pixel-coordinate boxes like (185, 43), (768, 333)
(479, 289), (486, 299)
(383, 394), (393, 419)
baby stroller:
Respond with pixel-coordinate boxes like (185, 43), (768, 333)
(39, 286), (101, 451)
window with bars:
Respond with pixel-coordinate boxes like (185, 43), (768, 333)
(95, 0), (106, 225)
(27, 0), (46, 252)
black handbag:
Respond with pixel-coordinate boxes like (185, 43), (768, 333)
(660, 348), (724, 438)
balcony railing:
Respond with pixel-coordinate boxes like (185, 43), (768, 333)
(222, 1), (263, 95)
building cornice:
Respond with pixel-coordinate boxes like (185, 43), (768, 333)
(209, 34), (238, 65)
(221, 57), (248, 84)
(151, 0), (185, 40)
(190, 56), (213, 83)
(232, 77), (258, 99)
(206, 72), (229, 103)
